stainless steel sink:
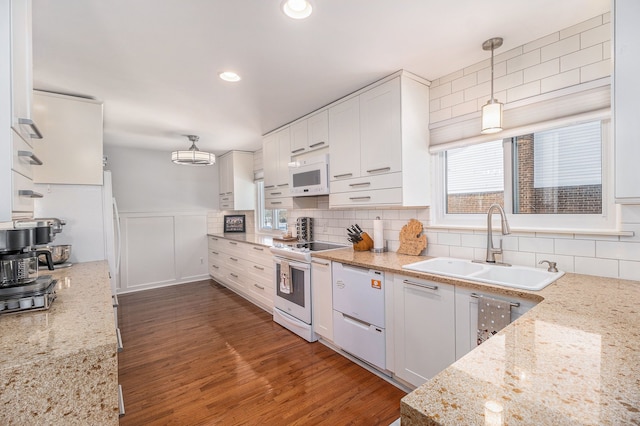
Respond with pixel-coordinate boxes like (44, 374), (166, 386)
(402, 257), (564, 291)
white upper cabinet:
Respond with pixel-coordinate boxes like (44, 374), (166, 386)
(328, 72), (430, 208)
(32, 91), (103, 185)
(217, 151), (256, 211)
(290, 110), (329, 156)
(614, 0), (640, 203)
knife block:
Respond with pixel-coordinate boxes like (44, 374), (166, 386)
(353, 232), (374, 251)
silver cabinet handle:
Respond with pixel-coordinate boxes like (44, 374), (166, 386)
(253, 246), (264, 251)
(254, 283), (265, 290)
(349, 196), (371, 201)
(253, 265), (264, 271)
(230, 273), (239, 278)
(211, 251), (219, 255)
(17, 150), (43, 165)
(333, 173), (353, 178)
(219, 192), (225, 196)
(277, 183), (289, 187)
(18, 118), (43, 139)
(265, 185), (275, 189)
(270, 192), (282, 196)
(291, 147), (305, 153)
(112, 294), (119, 308)
(116, 327), (123, 352)
(18, 190), (43, 198)
(118, 384), (125, 417)
(229, 241), (238, 245)
(403, 279), (438, 291)
(226, 192), (232, 195)
(271, 201), (283, 205)
(210, 237), (218, 241)
(366, 166), (391, 174)
(309, 141), (326, 148)
(222, 197), (229, 201)
(211, 264), (219, 269)
(229, 257), (238, 261)
(470, 292), (520, 307)
(349, 182), (370, 187)
(311, 260), (330, 266)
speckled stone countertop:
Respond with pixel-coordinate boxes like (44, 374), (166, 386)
(0, 261), (119, 425)
(208, 232), (274, 247)
(312, 249), (640, 425)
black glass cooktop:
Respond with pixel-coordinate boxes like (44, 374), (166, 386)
(296, 242), (345, 252)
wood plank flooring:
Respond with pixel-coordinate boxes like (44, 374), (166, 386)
(117, 280), (406, 425)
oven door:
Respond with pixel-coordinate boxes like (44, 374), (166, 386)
(273, 257), (311, 324)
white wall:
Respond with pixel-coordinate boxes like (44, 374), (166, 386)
(104, 145), (219, 212)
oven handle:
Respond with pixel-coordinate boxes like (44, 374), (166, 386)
(273, 256), (310, 270)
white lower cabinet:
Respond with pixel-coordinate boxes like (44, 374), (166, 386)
(454, 286), (537, 360)
(393, 274), (456, 388)
(311, 258), (333, 341)
(207, 236), (274, 311)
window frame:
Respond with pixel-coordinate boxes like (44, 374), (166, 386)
(431, 119), (618, 232)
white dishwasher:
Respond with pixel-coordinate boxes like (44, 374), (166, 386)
(332, 261), (386, 370)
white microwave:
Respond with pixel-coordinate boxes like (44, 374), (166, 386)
(289, 154), (329, 196)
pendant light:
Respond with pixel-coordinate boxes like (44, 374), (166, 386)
(171, 135), (215, 166)
(481, 37), (504, 134)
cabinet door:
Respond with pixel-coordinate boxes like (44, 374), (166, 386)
(262, 133), (279, 189)
(360, 78), (401, 177)
(614, 0), (640, 202)
(328, 97), (360, 181)
(307, 110), (328, 152)
(10, 0), (35, 144)
(290, 119), (308, 155)
(276, 127), (291, 187)
(394, 274), (455, 388)
(218, 153), (231, 196)
(311, 259), (333, 340)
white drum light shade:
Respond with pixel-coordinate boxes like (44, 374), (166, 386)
(481, 37), (504, 134)
(282, 0), (313, 19)
(481, 101), (503, 134)
(171, 135), (215, 166)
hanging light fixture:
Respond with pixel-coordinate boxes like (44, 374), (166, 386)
(171, 135), (215, 166)
(481, 37), (504, 134)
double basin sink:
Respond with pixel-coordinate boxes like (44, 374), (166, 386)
(402, 257), (564, 291)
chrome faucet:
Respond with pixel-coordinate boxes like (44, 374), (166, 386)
(485, 204), (510, 264)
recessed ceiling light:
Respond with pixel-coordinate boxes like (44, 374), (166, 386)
(282, 0), (313, 19)
(219, 71), (241, 82)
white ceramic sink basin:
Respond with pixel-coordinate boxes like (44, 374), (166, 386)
(402, 257), (564, 291)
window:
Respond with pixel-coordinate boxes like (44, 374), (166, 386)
(437, 119), (614, 230)
(256, 181), (288, 232)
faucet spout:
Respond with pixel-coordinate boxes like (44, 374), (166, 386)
(485, 204), (510, 264)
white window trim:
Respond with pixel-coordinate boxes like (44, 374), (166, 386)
(431, 119), (621, 234)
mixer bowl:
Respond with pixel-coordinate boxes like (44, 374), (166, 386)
(38, 245), (71, 265)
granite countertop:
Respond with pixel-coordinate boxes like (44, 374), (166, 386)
(312, 249), (640, 425)
(208, 232), (274, 247)
(0, 261), (119, 424)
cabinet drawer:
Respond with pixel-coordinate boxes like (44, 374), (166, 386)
(246, 262), (274, 287)
(264, 187), (290, 199)
(245, 245), (272, 267)
(11, 131), (40, 179)
(330, 172), (402, 193)
(246, 279), (274, 309)
(330, 187), (402, 207)
(219, 194), (234, 210)
(12, 171), (37, 213)
(221, 239), (245, 256)
(265, 197), (293, 209)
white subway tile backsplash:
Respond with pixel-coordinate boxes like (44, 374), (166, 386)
(502, 236), (519, 251)
(580, 60), (611, 83)
(426, 244), (450, 257)
(494, 46), (523, 64)
(603, 40), (611, 60)
(477, 61), (506, 84)
(580, 22), (610, 48)
(464, 81), (491, 103)
(430, 82), (452, 99)
(620, 261), (640, 281)
(574, 256), (618, 278)
(541, 35), (580, 62)
(603, 12), (610, 24)
(440, 91), (464, 109)
(523, 32), (560, 53)
(449, 246), (475, 259)
(596, 241), (640, 261)
(430, 108), (452, 123)
(494, 71), (524, 93)
(506, 81), (541, 102)
(451, 73), (477, 93)
(429, 99), (440, 113)
(621, 224), (640, 242)
(541, 69), (580, 93)
(451, 99), (478, 117)
(437, 232), (461, 246)
(560, 45), (603, 72)
(461, 234), (487, 249)
(507, 49), (541, 74)
(464, 58), (490, 76)
(519, 236), (554, 253)
(502, 251), (536, 267)
(438, 69), (465, 85)
(523, 59), (560, 83)
(560, 16), (602, 39)
(555, 238), (595, 257)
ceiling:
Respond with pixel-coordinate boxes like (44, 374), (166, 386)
(31, 0), (610, 155)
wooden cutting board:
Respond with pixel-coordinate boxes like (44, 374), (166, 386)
(397, 219), (427, 255)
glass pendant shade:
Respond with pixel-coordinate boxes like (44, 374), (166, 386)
(481, 101), (503, 134)
(171, 135), (215, 166)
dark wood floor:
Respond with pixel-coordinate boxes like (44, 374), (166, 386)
(117, 280), (406, 425)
